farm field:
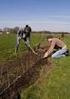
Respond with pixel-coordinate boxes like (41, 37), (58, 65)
(21, 34), (70, 99)
(0, 33), (70, 99)
(0, 33), (46, 60)
(21, 56), (70, 99)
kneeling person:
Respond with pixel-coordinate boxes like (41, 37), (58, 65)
(44, 35), (68, 58)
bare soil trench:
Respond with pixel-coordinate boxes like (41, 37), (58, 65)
(0, 46), (52, 99)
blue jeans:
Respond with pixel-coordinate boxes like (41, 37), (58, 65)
(52, 48), (67, 58)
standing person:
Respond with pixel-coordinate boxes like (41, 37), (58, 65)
(43, 35), (68, 58)
(15, 25), (32, 53)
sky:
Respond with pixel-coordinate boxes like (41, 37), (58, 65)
(0, 0), (70, 32)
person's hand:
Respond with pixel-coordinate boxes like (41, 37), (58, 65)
(43, 52), (48, 58)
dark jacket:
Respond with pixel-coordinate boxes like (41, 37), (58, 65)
(23, 26), (31, 37)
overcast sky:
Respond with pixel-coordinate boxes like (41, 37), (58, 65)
(0, 0), (70, 32)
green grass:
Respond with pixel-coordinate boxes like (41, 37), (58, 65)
(21, 35), (70, 99)
(0, 33), (45, 60)
(21, 57), (70, 99)
(0, 33), (16, 60)
(0, 33), (70, 99)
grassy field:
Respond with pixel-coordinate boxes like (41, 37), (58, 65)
(21, 56), (70, 99)
(0, 33), (70, 99)
(20, 34), (70, 99)
(0, 33), (46, 60)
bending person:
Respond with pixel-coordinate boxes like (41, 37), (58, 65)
(43, 35), (69, 58)
(15, 25), (31, 52)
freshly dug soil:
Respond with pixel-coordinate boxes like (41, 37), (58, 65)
(0, 46), (52, 99)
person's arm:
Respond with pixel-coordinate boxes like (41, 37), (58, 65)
(43, 41), (55, 58)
